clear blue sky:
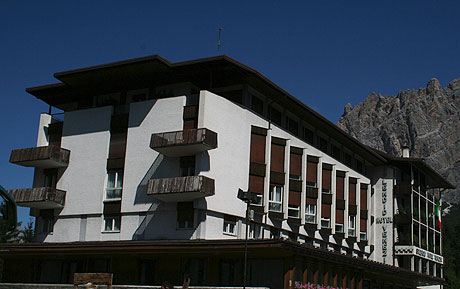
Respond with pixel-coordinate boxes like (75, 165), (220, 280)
(1, 1), (459, 226)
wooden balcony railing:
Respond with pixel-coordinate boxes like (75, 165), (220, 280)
(10, 145), (70, 168)
(150, 128), (217, 157)
(8, 187), (66, 209)
(146, 175), (215, 202)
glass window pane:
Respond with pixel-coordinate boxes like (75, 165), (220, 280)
(105, 218), (112, 231)
(116, 171), (123, 188)
(107, 173), (116, 188)
(114, 217), (121, 231)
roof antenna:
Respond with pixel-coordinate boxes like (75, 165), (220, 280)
(217, 27), (223, 55)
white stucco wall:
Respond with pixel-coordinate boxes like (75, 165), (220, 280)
(44, 106), (112, 242)
(120, 96), (186, 239)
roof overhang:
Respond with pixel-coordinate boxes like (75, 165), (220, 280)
(26, 54), (386, 165)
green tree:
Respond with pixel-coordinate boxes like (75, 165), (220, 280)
(0, 201), (21, 243)
(443, 203), (460, 288)
(20, 218), (35, 243)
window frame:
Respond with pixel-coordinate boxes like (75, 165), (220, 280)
(288, 204), (300, 218)
(269, 185), (283, 212)
(321, 217), (331, 229)
(348, 215), (356, 237)
(223, 215), (237, 236)
(305, 204), (316, 224)
(103, 216), (121, 232)
(105, 170), (123, 200)
(335, 223), (344, 233)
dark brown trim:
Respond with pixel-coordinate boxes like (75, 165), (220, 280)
(322, 163), (333, 171)
(349, 204), (358, 215)
(290, 146), (303, 155)
(270, 171), (285, 185)
(250, 162), (266, 177)
(336, 170), (346, 178)
(271, 137), (286, 146)
(307, 155), (319, 163)
(251, 125), (268, 136)
(289, 179), (302, 192)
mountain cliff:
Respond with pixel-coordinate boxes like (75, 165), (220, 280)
(337, 78), (460, 202)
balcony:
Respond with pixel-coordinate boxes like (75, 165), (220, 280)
(10, 145), (70, 168)
(150, 128), (217, 157)
(146, 175), (215, 202)
(7, 187), (66, 209)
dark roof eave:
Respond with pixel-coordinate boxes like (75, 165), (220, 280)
(372, 148), (455, 189)
(27, 54), (387, 165)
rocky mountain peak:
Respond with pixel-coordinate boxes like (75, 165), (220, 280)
(426, 78), (442, 96)
(337, 78), (460, 202)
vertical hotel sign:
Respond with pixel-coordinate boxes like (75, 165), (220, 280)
(375, 179), (393, 264)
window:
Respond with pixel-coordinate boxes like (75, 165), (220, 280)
(348, 216), (356, 237)
(302, 127), (314, 145)
(321, 218), (331, 229)
(223, 215), (236, 235)
(251, 95), (264, 116)
(44, 169), (57, 188)
(104, 216), (121, 232)
(288, 204), (300, 218)
(180, 156), (195, 177)
(286, 117), (299, 136)
(360, 232), (367, 241)
(177, 202), (194, 229)
(106, 171), (123, 199)
(270, 107), (282, 126)
(344, 152), (352, 167)
(269, 186), (283, 212)
(332, 145), (341, 160)
(40, 209), (54, 234)
(305, 204), (316, 224)
(317, 136), (328, 153)
(335, 224), (344, 233)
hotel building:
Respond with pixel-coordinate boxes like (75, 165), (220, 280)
(2, 55), (454, 289)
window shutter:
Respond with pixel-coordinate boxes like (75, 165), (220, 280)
(322, 165), (332, 191)
(270, 141), (285, 173)
(336, 172), (345, 200)
(349, 178), (357, 205)
(360, 218), (367, 231)
(360, 184), (368, 210)
(336, 209), (344, 224)
(250, 134), (266, 164)
(306, 160), (318, 184)
(306, 197), (317, 205)
(289, 151), (302, 177)
(321, 204), (331, 218)
(289, 191), (301, 206)
(249, 175), (264, 195)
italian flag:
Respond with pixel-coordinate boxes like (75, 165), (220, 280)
(435, 200), (442, 230)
